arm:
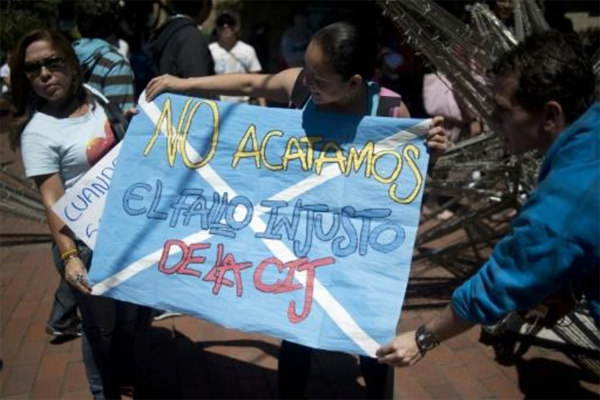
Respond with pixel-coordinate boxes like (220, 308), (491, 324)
(146, 67), (302, 104)
(249, 49), (268, 107)
(376, 304), (473, 367)
(377, 214), (580, 367)
(34, 174), (91, 294)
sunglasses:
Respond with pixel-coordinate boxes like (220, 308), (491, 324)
(216, 15), (236, 27)
(24, 55), (66, 78)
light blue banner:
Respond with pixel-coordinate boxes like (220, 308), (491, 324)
(90, 93), (429, 356)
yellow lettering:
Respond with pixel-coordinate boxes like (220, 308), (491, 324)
(179, 100), (220, 169)
(143, 98), (219, 169)
(298, 136), (323, 170)
(232, 124), (261, 169)
(346, 141), (375, 177)
(389, 144), (423, 204)
(372, 150), (403, 184)
(282, 137), (309, 171)
(314, 142), (346, 175)
(260, 130), (284, 171)
(143, 98), (191, 166)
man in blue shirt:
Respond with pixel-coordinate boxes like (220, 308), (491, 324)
(73, 0), (136, 111)
(377, 30), (599, 367)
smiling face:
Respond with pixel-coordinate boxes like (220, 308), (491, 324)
(24, 40), (73, 107)
(492, 75), (546, 154)
(303, 41), (356, 105)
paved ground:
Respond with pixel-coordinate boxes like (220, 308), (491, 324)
(1, 124), (599, 399)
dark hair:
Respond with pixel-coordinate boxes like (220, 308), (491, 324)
(216, 11), (237, 27)
(171, 0), (207, 17)
(311, 21), (377, 81)
(491, 30), (596, 124)
(9, 29), (87, 150)
(76, 0), (121, 39)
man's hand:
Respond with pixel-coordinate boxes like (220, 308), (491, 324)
(376, 331), (424, 367)
(425, 116), (450, 165)
(146, 74), (187, 102)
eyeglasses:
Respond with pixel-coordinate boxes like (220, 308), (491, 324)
(23, 55), (66, 78)
(216, 14), (236, 27)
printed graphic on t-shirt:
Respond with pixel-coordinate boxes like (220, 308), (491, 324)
(86, 120), (116, 166)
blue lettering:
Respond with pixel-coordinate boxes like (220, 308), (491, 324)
(170, 189), (203, 228)
(369, 223), (404, 253)
(355, 209), (392, 256)
(147, 179), (168, 220)
(123, 183), (151, 215)
(332, 206), (358, 257)
(255, 200), (288, 240)
(225, 195), (253, 230)
(64, 205), (82, 222)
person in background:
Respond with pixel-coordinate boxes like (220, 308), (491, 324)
(249, 21), (271, 73)
(146, 21), (449, 399)
(10, 29), (145, 399)
(377, 30), (599, 368)
(148, 0), (216, 321)
(73, 0), (135, 111)
(493, 0), (515, 32)
(1, 53), (11, 99)
(209, 11), (266, 106)
(149, 0), (214, 79)
(280, 8), (312, 68)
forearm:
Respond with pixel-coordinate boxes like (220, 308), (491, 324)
(181, 74), (272, 99)
(426, 303), (475, 343)
(44, 206), (77, 254)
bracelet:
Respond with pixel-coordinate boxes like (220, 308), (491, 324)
(60, 249), (79, 261)
(62, 253), (80, 264)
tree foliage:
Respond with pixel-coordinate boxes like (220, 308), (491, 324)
(0, 0), (61, 55)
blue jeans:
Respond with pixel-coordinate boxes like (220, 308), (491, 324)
(52, 242), (147, 399)
(47, 265), (79, 332)
(50, 244), (104, 398)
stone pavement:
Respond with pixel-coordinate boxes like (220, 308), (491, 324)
(2, 216), (600, 399)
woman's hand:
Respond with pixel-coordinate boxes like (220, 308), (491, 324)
(64, 257), (92, 294)
(146, 74), (187, 101)
(425, 116), (450, 164)
(123, 107), (139, 122)
(376, 331), (424, 367)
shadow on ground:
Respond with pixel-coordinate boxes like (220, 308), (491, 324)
(130, 327), (368, 399)
(517, 357), (599, 399)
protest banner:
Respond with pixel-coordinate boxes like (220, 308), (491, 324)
(89, 93), (430, 356)
(52, 143), (122, 249)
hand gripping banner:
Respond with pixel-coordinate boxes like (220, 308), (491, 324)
(88, 93), (430, 357)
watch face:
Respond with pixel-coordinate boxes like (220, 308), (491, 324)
(416, 326), (437, 351)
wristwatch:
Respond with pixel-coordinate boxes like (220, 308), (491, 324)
(415, 325), (440, 354)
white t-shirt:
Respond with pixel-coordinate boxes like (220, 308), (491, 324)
(1, 63), (10, 94)
(21, 101), (116, 191)
(209, 40), (262, 103)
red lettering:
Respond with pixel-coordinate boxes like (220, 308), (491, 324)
(157, 239), (208, 277)
(253, 257), (302, 293)
(203, 243), (252, 297)
(158, 240), (189, 275)
(287, 257), (335, 324)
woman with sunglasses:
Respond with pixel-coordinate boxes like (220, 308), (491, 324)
(10, 29), (142, 400)
(147, 21), (448, 399)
